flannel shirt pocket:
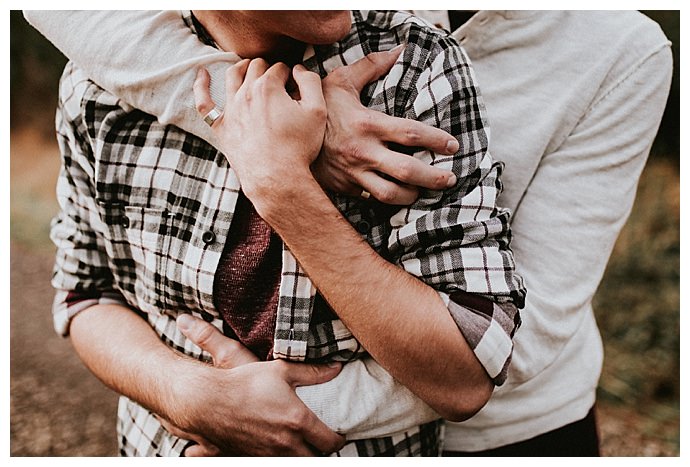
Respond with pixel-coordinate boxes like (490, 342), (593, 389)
(96, 201), (179, 314)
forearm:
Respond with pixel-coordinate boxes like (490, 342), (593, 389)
(24, 10), (235, 144)
(251, 172), (492, 421)
(68, 303), (200, 428)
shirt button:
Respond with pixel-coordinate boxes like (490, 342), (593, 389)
(356, 221), (370, 234)
(202, 230), (216, 245)
(120, 216), (130, 228)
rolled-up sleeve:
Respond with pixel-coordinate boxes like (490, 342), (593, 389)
(385, 38), (525, 385)
(50, 64), (128, 336)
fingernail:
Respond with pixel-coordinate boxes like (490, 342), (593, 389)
(328, 361), (342, 368)
(176, 314), (193, 332)
(447, 174), (457, 188)
(446, 139), (459, 153)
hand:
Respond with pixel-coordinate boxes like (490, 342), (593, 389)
(313, 45), (459, 205)
(164, 314), (346, 456)
(153, 314), (260, 456)
(194, 59), (326, 204)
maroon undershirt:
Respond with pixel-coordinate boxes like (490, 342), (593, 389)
(212, 193), (282, 361)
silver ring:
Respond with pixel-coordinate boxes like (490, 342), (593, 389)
(360, 190), (371, 200)
(203, 107), (222, 127)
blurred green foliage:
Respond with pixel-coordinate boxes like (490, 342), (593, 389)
(594, 161), (679, 405)
(592, 160), (679, 454)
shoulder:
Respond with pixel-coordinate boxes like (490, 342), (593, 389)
(525, 11), (671, 73)
(312, 10), (466, 72)
(551, 11), (672, 103)
(352, 10), (464, 61)
(558, 10), (669, 49)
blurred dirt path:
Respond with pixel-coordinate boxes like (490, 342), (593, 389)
(10, 241), (118, 456)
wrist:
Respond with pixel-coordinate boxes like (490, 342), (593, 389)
(165, 357), (215, 431)
(245, 167), (319, 220)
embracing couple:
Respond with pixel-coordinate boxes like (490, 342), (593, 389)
(25, 10), (671, 457)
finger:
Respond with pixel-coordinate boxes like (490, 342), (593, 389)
(334, 44), (405, 92)
(245, 57), (270, 81)
(301, 412), (347, 455)
(358, 170), (419, 205)
(183, 442), (222, 457)
(293, 64), (326, 111)
(277, 360), (342, 388)
(225, 58), (251, 96)
(176, 314), (258, 368)
(193, 68), (217, 117)
(264, 62), (291, 87)
(375, 113), (460, 155)
(155, 415), (191, 440)
(372, 147), (457, 190)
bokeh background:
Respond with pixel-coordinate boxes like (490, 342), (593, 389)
(9, 10), (680, 456)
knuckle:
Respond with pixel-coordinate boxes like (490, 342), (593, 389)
(328, 66), (348, 85)
(373, 186), (396, 204)
(395, 160), (415, 180)
(345, 142), (367, 164)
(401, 189), (419, 205)
(403, 128), (421, 145)
(192, 322), (215, 346)
(195, 100), (209, 114)
(355, 113), (376, 134)
(312, 104), (327, 120)
(308, 364), (323, 380)
(278, 436), (299, 454)
(270, 433), (291, 452)
(287, 408), (310, 431)
(212, 348), (233, 368)
(363, 53), (379, 68)
(436, 173), (450, 187)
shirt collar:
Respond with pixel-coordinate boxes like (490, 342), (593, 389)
(182, 10), (218, 48)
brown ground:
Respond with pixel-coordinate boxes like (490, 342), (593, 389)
(10, 241), (119, 456)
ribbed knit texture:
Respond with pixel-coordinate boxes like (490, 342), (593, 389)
(213, 193), (281, 361)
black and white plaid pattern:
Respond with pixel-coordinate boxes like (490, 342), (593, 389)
(51, 10), (525, 457)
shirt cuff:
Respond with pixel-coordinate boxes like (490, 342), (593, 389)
(441, 290), (521, 386)
(52, 289), (129, 337)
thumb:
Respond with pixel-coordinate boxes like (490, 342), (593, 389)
(344, 43), (405, 91)
(278, 360), (343, 388)
(176, 314), (257, 368)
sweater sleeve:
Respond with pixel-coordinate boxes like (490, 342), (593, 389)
(23, 10), (235, 144)
(502, 43), (673, 384)
(296, 357), (440, 440)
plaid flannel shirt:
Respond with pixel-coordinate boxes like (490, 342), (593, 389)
(51, 10), (525, 457)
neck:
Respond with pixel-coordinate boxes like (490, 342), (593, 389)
(193, 10), (306, 65)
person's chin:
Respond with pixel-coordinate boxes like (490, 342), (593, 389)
(310, 13), (352, 44)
